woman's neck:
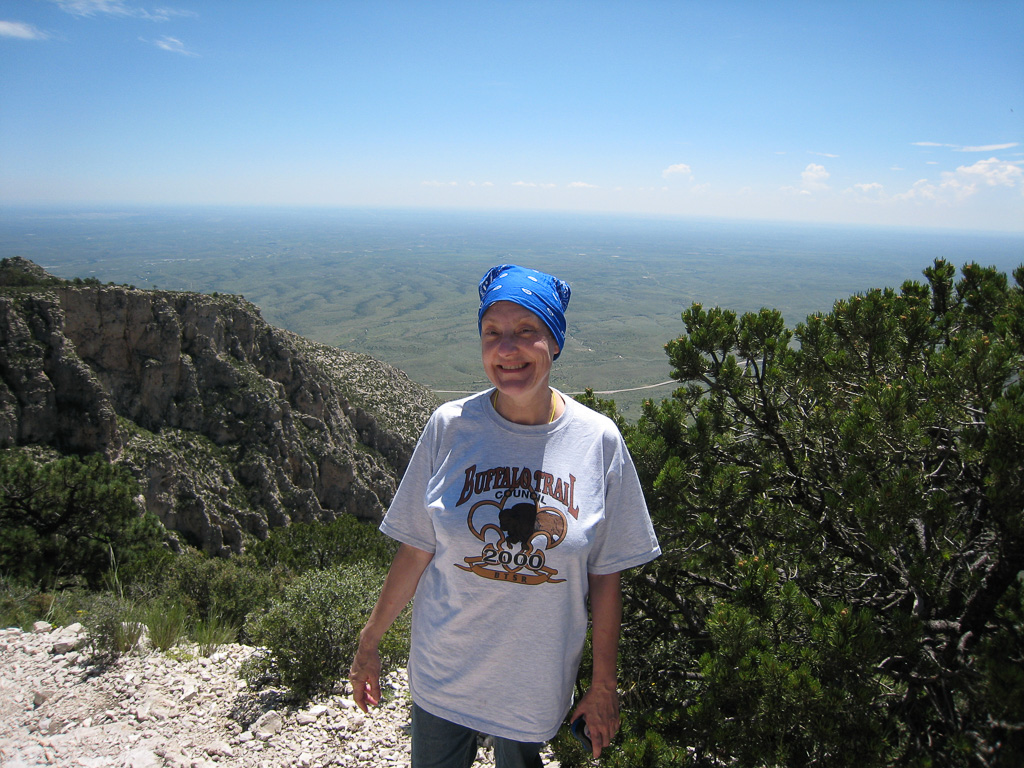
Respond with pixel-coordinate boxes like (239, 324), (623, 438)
(491, 388), (562, 425)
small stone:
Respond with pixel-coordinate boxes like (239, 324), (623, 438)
(124, 746), (162, 768)
(253, 709), (283, 738)
(204, 740), (234, 758)
(51, 638), (77, 654)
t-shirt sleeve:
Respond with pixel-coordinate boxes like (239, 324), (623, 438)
(379, 416), (439, 553)
(587, 436), (661, 575)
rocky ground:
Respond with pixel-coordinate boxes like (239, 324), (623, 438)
(0, 623), (558, 768)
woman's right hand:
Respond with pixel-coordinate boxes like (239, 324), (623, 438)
(349, 640), (382, 712)
(347, 543), (434, 714)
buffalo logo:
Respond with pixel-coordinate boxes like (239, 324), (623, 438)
(456, 493), (567, 585)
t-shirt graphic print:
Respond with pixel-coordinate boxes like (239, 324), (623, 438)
(455, 465), (571, 585)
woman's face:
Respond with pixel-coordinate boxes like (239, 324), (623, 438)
(480, 301), (559, 403)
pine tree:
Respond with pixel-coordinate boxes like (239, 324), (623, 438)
(0, 450), (165, 589)
(596, 260), (1023, 767)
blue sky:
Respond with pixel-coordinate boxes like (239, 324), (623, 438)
(1, 0), (1022, 231)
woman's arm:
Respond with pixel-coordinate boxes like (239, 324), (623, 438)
(349, 542), (434, 712)
(571, 571), (623, 758)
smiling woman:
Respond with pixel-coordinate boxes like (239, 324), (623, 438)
(477, 265), (571, 425)
(348, 263), (661, 767)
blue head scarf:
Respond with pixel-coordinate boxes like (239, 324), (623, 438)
(478, 264), (572, 359)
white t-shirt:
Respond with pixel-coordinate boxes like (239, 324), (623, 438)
(380, 389), (661, 743)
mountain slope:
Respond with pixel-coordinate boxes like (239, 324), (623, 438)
(0, 257), (438, 555)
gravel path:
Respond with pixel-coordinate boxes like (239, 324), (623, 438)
(0, 623), (559, 768)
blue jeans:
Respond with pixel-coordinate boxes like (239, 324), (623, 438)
(410, 702), (544, 768)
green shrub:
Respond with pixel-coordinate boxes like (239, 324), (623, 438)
(0, 449), (165, 589)
(243, 565), (404, 699)
(247, 515), (398, 575)
(192, 611), (238, 656)
(82, 593), (145, 659)
(601, 729), (687, 768)
(0, 578), (95, 630)
(145, 600), (190, 652)
(154, 548), (283, 637)
(0, 576), (37, 629)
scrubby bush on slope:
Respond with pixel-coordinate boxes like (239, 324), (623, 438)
(243, 565), (409, 699)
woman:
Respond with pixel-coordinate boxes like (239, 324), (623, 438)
(349, 265), (660, 768)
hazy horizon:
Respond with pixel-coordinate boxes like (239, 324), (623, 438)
(3, 205), (1021, 416)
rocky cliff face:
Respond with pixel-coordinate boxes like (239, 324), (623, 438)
(0, 258), (437, 555)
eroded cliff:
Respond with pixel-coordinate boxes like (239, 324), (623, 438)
(0, 257), (437, 555)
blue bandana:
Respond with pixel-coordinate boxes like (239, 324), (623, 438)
(478, 264), (572, 359)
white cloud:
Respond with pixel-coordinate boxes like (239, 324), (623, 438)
(780, 163), (831, 196)
(51, 0), (193, 21)
(845, 182), (886, 203)
(953, 157), (1022, 187)
(810, 151), (839, 158)
(512, 181), (556, 188)
(957, 143), (1019, 153)
(893, 158), (1022, 204)
(893, 179), (940, 202)
(801, 163), (830, 191)
(662, 163), (693, 179)
(0, 21), (49, 39)
(568, 181), (597, 189)
(150, 35), (198, 56)
(912, 140), (1020, 153)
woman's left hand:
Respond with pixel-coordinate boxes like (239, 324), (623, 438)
(570, 682), (620, 758)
